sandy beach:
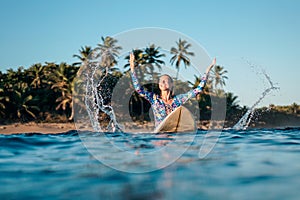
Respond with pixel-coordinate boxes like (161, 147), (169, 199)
(0, 122), (77, 134)
(0, 121), (208, 134)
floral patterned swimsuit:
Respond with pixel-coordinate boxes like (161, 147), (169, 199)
(130, 71), (207, 127)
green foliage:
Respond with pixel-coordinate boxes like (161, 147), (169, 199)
(0, 62), (80, 123)
(124, 44), (166, 81)
(3, 35), (292, 126)
(170, 38), (194, 79)
(211, 65), (228, 89)
(268, 103), (300, 115)
(95, 36), (122, 76)
(73, 46), (92, 66)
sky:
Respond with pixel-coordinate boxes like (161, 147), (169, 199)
(0, 0), (299, 107)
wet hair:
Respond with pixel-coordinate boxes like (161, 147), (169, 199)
(160, 74), (174, 84)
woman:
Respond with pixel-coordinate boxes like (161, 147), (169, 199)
(129, 53), (215, 127)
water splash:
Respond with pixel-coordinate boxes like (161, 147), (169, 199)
(83, 54), (123, 133)
(233, 68), (279, 130)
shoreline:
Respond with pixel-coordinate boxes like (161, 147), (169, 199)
(0, 122), (77, 135)
(0, 120), (299, 135)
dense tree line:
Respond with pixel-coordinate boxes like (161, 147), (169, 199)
(0, 63), (79, 123)
(0, 36), (270, 125)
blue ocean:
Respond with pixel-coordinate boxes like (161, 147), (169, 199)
(1, 128), (300, 199)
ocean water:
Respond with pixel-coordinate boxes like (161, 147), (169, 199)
(1, 128), (300, 200)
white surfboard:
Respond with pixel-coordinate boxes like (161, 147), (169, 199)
(154, 106), (196, 133)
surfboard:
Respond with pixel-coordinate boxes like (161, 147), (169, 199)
(154, 106), (196, 133)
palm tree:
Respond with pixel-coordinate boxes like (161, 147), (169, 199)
(226, 92), (240, 111)
(124, 49), (145, 67)
(143, 44), (166, 82)
(73, 46), (93, 66)
(6, 67), (28, 89)
(144, 44), (165, 71)
(0, 67), (40, 121)
(95, 36), (122, 76)
(0, 88), (9, 117)
(124, 46), (165, 79)
(6, 68), (16, 88)
(28, 63), (46, 88)
(211, 65), (228, 89)
(11, 86), (40, 121)
(124, 49), (147, 79)
(170, 38), (194, 79)
(290, 102), (299, 114)
(50, 63), (78, 120)
(54, 82), (74, 120)
(225, 92), (242, 123)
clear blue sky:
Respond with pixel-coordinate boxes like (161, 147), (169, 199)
(0, 0), (299, 107)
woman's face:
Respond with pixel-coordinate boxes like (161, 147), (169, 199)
(159, 75), (173, 91)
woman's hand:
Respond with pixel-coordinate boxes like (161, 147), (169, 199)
(205, 57), (216, 75)
(129, 53), (135, 72)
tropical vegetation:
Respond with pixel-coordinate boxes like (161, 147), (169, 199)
(0, 36), (298, 129)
